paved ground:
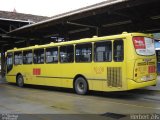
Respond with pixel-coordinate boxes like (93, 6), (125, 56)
(144, 75), (160, 90)
(0, 76), (159, 120)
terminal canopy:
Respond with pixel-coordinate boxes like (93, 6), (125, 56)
(4, 0), (160, 47)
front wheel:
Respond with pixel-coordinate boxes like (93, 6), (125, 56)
(74, 77), (88, 95)
(16, 75), (24, 87)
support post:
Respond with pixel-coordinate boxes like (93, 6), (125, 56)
(26, 39), (30, 47)
(1, 47), (5, 77)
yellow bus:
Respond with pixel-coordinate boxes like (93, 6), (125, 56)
(6, 32), (157, 94)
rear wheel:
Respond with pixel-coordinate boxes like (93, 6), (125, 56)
(16, 75), (24, 87)
(74, 77), (88, 95)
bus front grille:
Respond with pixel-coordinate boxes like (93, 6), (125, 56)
(107, 67), (122, 87)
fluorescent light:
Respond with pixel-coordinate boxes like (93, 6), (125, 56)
(14, 40), (25, 43)
(68, 28), (90, 34)
(44, 33), (59, 38)
(2, 44), (9, 46)
(0, 41), (7, 43)
(102, 20), (132, 27)
(150, 15), (160, 20)
(146, 28), (160, 32)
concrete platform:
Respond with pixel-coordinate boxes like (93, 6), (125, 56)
(144, 76), (160, 91)
(0, 81), (160, 120)
(0, 75), (6, 84)
(0, 75), (160, 120)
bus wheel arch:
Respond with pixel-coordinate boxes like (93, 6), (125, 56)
(73, 74), (89, 95)
(16, 73), (24, 87)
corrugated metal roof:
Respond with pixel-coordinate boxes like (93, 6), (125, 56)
(8, 0), (125, 33)
(3, 0), (160, 49)
(0, 10), (49, 23)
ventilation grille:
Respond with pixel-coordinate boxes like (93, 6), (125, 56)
(107, 67), (122, 87)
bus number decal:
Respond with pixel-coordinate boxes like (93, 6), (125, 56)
(94, 66), (104, 74)
(33, 68), (41, 75)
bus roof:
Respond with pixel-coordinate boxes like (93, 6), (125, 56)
(7, 32), (152, 52)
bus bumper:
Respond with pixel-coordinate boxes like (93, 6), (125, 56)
(127, 79), (157, 90)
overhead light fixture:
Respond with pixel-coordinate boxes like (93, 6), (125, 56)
(0, 41), (7, 43)
(102, 20), (132, 27)
(68, 28), (90, 34)
(44, 33), (59, 38)
(1, 35), (11, 38)
(14, 40), (25, 43)
(50, 36), (57, 39)
(2, 44), (9, 46)
(150, 15), (160, 20)
(67, 21), (97, 29)
(146, 28), (160, 32)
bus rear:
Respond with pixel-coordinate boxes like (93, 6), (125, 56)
(127, 34), (157, 90)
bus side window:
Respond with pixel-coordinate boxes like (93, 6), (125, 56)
(60, 45), (74, 63)
(33, 49), (44, 64)
(6, 52), (13, 73)
(113, 40), (124, 62)
(14, 51), (22, 65)
(75, 43), (92, 62)
(46, 47), (58, 63)
(94, 41), (112, 62)
(23, 50), (33, 64)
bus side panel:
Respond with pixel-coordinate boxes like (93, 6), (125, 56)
(6, 65), (23, 83)
(102, 62), (127, 91)
(6, 75), (15, 83)
(30, 63), (94, 89)
(22, 65), (34, 84)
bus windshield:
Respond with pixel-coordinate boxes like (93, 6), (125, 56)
(133, 36), (155, 56)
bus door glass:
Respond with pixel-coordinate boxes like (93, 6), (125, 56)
(6, 52), (13, 73)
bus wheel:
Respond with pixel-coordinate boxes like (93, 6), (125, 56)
(16, 75), (24, 87)
(74, 77), (88, 95)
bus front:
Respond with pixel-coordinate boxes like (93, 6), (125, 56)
(127, 34), (157, 90)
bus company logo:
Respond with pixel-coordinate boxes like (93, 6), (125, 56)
(33, 68), (41, 75)
(133, 38), (146, 49)
(94, 66), (104, 74)
(134, 39), (144, 45)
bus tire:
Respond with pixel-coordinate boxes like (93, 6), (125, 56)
(74, 77), (88, 95)
(16, 75), (24, 87)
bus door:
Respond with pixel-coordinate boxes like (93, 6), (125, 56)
(6, 52), (13, 73)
